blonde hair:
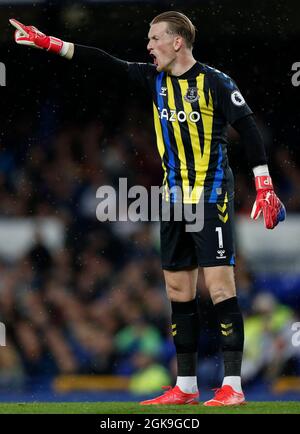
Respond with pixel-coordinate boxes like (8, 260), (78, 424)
(150, 11), (196, 49)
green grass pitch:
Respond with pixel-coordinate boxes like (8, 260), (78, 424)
(0, 402), (299, 414)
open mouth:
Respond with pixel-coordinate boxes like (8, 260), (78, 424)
(150, 53), (158, 66)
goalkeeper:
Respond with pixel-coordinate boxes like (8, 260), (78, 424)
(9, 13), (285, 407)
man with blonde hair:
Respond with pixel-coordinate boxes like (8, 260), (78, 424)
(10, 10), (285, 406)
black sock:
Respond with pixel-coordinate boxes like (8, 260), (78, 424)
(171, 298), (199, 377)
(214, 296), (244, 377)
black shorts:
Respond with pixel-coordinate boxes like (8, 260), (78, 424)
(160, 200), (235, 270)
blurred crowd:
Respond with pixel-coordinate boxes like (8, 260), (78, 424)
(0, 112), (300, 393)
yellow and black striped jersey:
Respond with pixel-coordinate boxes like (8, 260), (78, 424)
(128, 61), (253, 204)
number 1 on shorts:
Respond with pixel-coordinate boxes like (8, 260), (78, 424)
(215, 226), (223, 249)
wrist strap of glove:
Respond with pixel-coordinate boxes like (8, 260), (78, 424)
(255, 175), (273, 191)
(47, 36), (63, 54)
(47, 38), (71, 58)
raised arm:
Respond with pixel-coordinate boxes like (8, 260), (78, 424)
(9, 19), (74, 58)
(9, 19), (130, 75)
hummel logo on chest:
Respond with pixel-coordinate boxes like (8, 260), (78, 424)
(159, 87), (167, 96)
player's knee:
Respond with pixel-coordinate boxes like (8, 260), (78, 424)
(166, 285), (194, 302)
(166, 285), (184, 301)
(209, 286), (236, 304)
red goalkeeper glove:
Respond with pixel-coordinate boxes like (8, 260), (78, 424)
(251, 175), (286, 229)
(9, 19), (69, 56)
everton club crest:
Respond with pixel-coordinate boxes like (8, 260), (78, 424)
(184, 87), (199, 103)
